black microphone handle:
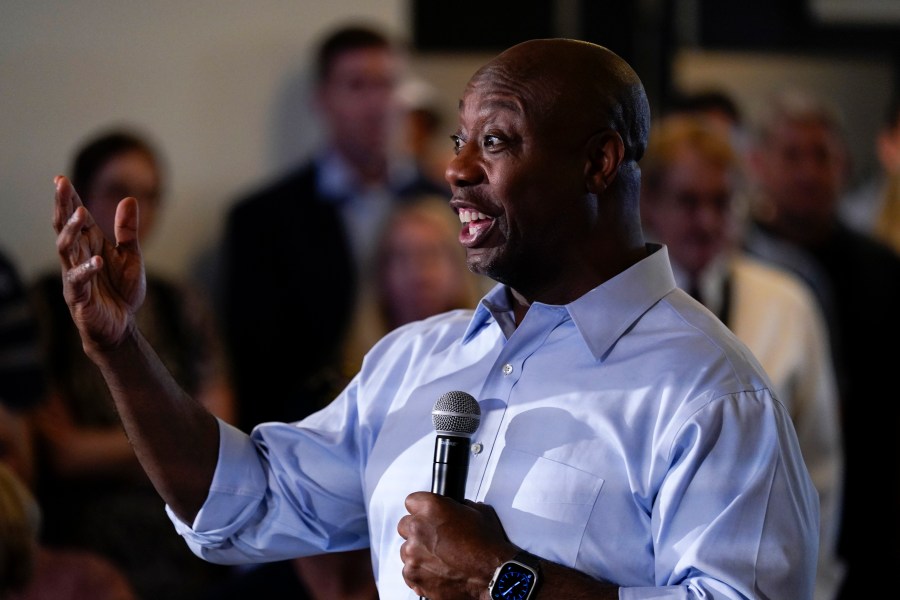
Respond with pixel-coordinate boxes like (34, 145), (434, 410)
(431, 433), (471, 502)
(421, 434), (471, 599)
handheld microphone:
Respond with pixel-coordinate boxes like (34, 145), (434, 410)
(431, 390), (481, 502)
(421, 391), (480, 600)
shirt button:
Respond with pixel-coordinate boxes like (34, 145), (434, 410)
(502, 363), (513, 376)
(471, 442), (483, 455)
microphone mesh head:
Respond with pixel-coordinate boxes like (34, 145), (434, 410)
(432, 391), (481, 435)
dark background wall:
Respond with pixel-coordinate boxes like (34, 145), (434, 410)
(412, 0), (900, 112)
(4, 0), (896, 282)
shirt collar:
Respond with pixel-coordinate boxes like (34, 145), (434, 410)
(461, 244), (677, 360)
(316, 148), (422, 202)
(462, 283), (510, 343)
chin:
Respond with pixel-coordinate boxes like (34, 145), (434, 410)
(466, 254), (490, 276)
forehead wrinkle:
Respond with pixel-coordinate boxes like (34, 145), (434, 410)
(478, 96), (524, 118)
(456, 93), (526, 136)
(457, 91), (524, 114)
(461, 69), (555, 132)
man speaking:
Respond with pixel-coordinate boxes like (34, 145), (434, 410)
(51, 37), (818, 599)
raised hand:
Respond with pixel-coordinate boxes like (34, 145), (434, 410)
(51, 174), (221, 522)
(52, 175), (146, 353)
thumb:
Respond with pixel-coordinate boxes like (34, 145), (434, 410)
(114, 197), (141, 249)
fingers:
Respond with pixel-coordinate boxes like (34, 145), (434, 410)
(398, 521), (426, 598)
(56, 204), (103, 268)
(403, 490), (432, 512)
(65, 255), (103, 285)
(53, 175), (84, 234)
(54, 175), (97, 272)
(56, 207), (84, 267)
(114, 196), (140, 248)
(54, 175), (132, 280)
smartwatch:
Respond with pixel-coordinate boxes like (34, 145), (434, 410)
(488, 550), (542, 600)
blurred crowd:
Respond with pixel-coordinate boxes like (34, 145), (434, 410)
(2, 19), (899, 600)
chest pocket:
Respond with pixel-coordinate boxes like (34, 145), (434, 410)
(483, 447), (604, 567)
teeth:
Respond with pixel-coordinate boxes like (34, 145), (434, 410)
(459, 209), (489, 223)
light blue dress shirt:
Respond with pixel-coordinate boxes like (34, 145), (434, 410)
(170, 244), (818, 599)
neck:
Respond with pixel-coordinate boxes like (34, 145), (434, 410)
(509, 289), (530, 327)
(508, 241), (648, 326)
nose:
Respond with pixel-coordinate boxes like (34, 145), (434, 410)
(444, 143), (484, 189)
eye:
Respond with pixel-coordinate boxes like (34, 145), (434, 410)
(450, 134), (465, 155)
(483, 134), (501, 149)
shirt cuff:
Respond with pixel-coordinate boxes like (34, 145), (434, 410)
(168, 418), (267, 546)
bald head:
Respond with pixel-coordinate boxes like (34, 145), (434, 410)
(470, 39), (650, 164)
(446, 38), (650, 303)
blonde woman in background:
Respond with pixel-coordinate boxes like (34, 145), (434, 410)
(341, 194), (490, 380)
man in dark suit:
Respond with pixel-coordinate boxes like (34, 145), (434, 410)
(744, 88), (900, 600)
(216, 23), (447, 600)
(221, 24), (447, 435)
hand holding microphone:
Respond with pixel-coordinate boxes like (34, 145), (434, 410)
(417, 390), (480, 600)
(400, 393), (511, 600)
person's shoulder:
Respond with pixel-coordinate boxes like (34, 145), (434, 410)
(389, 309), (475, 341)
(836, 221), (900, 269)
(732, 254), (820, 310)
(742, 220), (836, 298)
(651, 290), (774, 386)
(229, 161), (319, 216)
(363, 309), (475, 363)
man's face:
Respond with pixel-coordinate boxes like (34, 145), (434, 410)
(754, 119), (846, 226)
(642, 146), (736, 276)
(316, 46), (402, 165)
(444, 68), (589, 292)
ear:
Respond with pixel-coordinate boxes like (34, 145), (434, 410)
(584, 130), (625, 195)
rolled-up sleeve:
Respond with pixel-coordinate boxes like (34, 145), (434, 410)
(168, 420), (269, 561)
(168, 402), (371, 565)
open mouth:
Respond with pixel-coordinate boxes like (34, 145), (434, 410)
(458, 208), (494, 247)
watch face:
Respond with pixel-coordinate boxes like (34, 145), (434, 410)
(490, 562), (536, 600)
